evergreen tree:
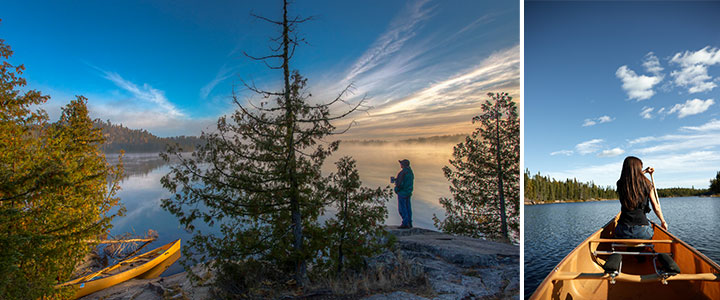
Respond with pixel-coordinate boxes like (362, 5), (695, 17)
(710, 171), (720, 195)
(322, 157), (392, 274)
(433, 92), (519, 241)
(0, 36), (123, 299)
(160, 0), (363, 290)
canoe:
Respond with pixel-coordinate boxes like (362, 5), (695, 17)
(58, 239), (181, 299)
(530, 215), (720, 299)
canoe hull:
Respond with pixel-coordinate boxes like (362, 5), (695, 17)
(530, 216), (720, 299)
(61, 239), (181, 299)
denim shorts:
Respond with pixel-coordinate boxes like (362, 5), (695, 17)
(615, 223), (654, 240)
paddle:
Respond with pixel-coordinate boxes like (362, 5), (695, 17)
(648, 169), (666, 230)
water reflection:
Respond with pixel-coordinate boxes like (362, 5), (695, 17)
(109, 143), (456, 275)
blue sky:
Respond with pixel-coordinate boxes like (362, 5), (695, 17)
(526, 1), (720, 188)
(1, 0), (518, 139)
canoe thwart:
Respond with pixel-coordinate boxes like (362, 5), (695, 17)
(594, 250), (663, 256)
(590, 238), (673, 245)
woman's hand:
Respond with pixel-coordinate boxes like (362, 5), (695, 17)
(643, 167), (655, 175)
(661, 221), (668, 231)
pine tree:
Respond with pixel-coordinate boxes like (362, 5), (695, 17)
(0, 35), (123, 299)
(433, 92), (519, 241)
(160, 0), (363, 290)
(322, 157), (392, 274)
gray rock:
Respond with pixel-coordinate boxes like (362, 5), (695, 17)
(363, 291), (430, 300)
(80, 227), (519, 300)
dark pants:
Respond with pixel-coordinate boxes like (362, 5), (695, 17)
(398, 194), (412, 227)
(615, 223), (654, 239)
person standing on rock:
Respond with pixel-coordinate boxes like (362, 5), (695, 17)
(391, 159), (414, 228)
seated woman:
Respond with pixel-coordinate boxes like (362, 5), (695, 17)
(615, 156), (668, 239)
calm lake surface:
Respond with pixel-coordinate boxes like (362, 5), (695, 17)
(524, 197), (720, 298)
(106, 142), (455, 275)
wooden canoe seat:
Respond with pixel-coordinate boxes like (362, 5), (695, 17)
(590, 239), (673, 245)
(591, 239), (673, 256)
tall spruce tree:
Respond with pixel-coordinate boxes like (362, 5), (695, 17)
(433, 92), (519, 241)
(0, 35), (123, 299)
(160, 0), (362, 288)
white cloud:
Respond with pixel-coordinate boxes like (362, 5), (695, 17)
(616, 65), (663, 101)
(550, 150), (573, 156)
(670, 64), (716, 93)
(681, 119), (720, 132)
(102, 71), (184, 118)
(597, 115), (613, 123)
(670, 46), (720, 93)
(636, 133), (720, 154)
(642, 52), (663, 74)
(548, 151), (720, 188)
(629, 135), (659, 145)
(667, 98), (714, 118)
(598, 148), (625, 157)
(640, 106), (654, 119)
(575, 139), (604, 155)
(582, 119), (597, 127)
(582, 115), (614, 127)
(670, 46), (720, 66)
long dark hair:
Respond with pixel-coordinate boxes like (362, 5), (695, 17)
(617, 156), (652, 210)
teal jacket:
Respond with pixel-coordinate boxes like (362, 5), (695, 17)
(394, 167), (414, 197)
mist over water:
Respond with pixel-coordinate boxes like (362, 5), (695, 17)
(106, 142), (456, 275)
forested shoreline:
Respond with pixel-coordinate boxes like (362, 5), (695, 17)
(525, 170), (719, 204)
(94, 120), (205, 153)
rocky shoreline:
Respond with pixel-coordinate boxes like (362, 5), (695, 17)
(80, 227), (519, 300)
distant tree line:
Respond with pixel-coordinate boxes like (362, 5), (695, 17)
(525, 170), (720, 202)
(94, 120), (205, 153)
(524, 170), (616, 202)
(342, 134), (467, 145)
(656, 187), (708, 198)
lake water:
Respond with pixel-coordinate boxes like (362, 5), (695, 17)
(105, 142), (456, 275)
(524, 197), (720, 298)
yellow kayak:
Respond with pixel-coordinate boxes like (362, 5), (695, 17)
(58, 239), (181, 299)
(530, 215), (720, 299)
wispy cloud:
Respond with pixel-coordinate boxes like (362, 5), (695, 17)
(335, 45), (520, 140)
(616, 65), (663, 101)
(101, 70), (184, 118)
(598, 147), (625, 157)
(550, 150), (573, 156)
(666, 98), (714, 118)
(583, 115), (614, 127)
(670, 46), (720, 93)
(681, 119), (720, 132)
(642, 52), (663, 75)
(576, 138), (604, 155)
(343, 0), (434, 83)
(200, 64), (235, 99)
(640, 106), (654, 119)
